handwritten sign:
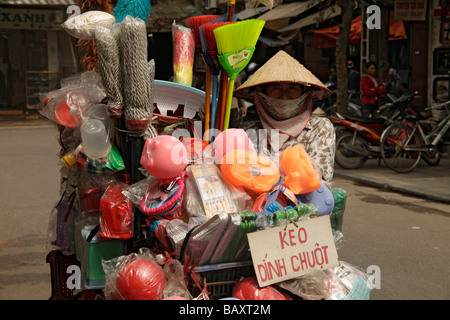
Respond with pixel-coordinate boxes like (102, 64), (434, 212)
(247, 215), (339, 287)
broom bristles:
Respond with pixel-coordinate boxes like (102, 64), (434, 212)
(214, 19), (265, 55)
(186, 15), (220, 49)
(200, 22), (234, 55)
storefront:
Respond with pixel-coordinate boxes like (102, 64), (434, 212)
(429, 0), (450, 103)
(0, 1), (78, 116)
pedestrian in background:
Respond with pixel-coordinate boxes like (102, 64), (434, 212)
(347, 60), (360, 92)
(361, 61), (386, 118)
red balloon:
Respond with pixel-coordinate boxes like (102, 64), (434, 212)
(232, 277), (292, 300)
(115, 259), (165, 300)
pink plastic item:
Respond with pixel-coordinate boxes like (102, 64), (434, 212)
(212, 129), (256, 164)
(140, 135), (189, 179)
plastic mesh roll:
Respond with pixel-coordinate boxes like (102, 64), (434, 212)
(119, 16), (154, 131)
(95, 24), (123, 118)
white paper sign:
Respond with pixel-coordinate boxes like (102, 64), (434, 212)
(247, 215), (339, 287)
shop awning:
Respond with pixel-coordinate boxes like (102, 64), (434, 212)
(258, 34), (289, 47)
(257, 0), (320, 21)
(277, 4), (342, 33)
(311, 12), (407, 49)
(236, 6), (270, 21)
(1, 0), (76, 5)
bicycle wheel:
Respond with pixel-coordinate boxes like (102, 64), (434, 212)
(422, 148), (441, 166)
(380, 123), (422, 173)
(335, 131), (367, 169)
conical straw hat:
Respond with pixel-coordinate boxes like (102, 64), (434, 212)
(234, 50), (330, 100)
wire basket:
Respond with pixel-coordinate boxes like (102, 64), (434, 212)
(189, 260), (255, 299)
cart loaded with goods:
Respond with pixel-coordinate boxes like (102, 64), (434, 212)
(41, 2), (374, 301)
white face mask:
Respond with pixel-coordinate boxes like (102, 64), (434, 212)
(254, 92), (309, 120)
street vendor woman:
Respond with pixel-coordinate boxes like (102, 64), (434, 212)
(233, 50), (335, 182)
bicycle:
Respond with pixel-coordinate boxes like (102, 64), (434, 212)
(379, 100), (450, 173)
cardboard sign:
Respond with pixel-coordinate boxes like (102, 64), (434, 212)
(247, 215), (339, 287)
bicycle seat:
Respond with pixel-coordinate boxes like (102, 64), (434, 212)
(340, 113), (386, 124)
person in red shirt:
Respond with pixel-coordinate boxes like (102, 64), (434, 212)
(361, 61), (386, 118)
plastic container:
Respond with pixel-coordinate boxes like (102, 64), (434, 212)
(81, 227), (126, 289)
(81, 119), (112, 160)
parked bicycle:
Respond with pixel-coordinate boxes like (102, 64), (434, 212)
(379, 100), (450, 173)
(332, 93), (417, 169)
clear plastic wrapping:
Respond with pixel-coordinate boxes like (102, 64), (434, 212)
(62, 10), (116, 40)
(161, 257), (193, 300)
(182, 163), (251, 221)
(122, 174), (185, 220)
(324, 261), (372, 300)
(39, 71), (106, 128)
(103, 248), (165, 300)
(278, 271), (330, 300)
(172, 22), (194, 86)
(232, 277), (293, 300)
(182, 212), (230, 266)
(98, 183), (133, 239)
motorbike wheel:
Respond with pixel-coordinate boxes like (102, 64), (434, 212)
(335, 131), (367, 169)
(380, 123), (422, 173)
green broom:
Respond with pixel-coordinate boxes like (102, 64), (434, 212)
(214, 19), (265, 130)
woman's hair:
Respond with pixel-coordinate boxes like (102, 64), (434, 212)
(366, 61), (377, 69)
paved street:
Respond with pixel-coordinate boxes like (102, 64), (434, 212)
(0, 121), (449, 300)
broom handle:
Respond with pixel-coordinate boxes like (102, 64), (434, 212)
(223, 77), (235, 131)
(204, 67), (211, 143)
(209, 74), (218, 142)
(219, 73), (228, 131)
(228, 0), (235, 22)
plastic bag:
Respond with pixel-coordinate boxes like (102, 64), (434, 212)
(103, 248), (165, 300)
(98, 183), (133, 239)
(164, 219), (192, 259)
(62, 10), (116, 40)
(122, 174), (185, 220)
(39, 71), (106, 128)
(182, 212), (230, 266)
(278, 271), (331, 300)
(172, 22), (194, 86)
(160, 256), (193, 300)
(182, 163), (251, 221)
(324, 261), (372, 300)
(232, 277), (292, 300)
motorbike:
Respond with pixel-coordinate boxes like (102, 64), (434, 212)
(332, 93), (417, 169)
(316, 83), (366, 118)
